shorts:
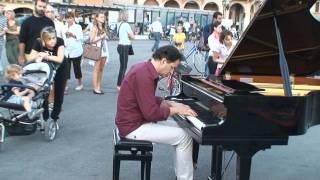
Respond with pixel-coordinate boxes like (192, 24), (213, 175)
(7, 95), (24, 105)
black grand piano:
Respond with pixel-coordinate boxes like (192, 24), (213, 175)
(170, 0), (320, 180)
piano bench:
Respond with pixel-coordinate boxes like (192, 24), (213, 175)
(113, 129), (153, 180)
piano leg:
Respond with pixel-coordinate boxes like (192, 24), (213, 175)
(192, 141), (199, 169)
(208, 145), (223, 180)
(236, 155), (252, 180)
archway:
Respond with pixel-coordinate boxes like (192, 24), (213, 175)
(204, 2), (219, 11)
(14, 7), (33, 14)
(229, 3), (245, 31)
(144, 0), (159, 6)
(14, 8), (33, 26)
(184, 1), (199, 9)
(164, 0), (180, 8)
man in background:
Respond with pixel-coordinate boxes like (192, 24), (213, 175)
(149, 16), (163, 52)
(45, 4), (64, 38)
(18, 0), (54, 64)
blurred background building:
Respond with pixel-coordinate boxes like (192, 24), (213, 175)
(1, 0), (320, 34)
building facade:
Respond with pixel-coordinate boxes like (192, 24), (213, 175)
(1, 0), (320, 31)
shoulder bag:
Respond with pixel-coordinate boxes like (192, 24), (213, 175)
(83, 43), (101, 61)
(83, 28), (103, 61)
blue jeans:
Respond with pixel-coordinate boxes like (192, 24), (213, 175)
(152, 32), (161, 51)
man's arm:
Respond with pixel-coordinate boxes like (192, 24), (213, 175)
(203, 24), (210, 46)
(18, 43), (26, 64)
(18, 20), (28, 64)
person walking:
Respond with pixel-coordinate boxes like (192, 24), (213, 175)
(89, 12), (109, 94)
(116, 10), (134, 91)
(18, 0), (54, 64)
(5, 10), (19, 64)
(63, 12), (84, 92)
(149, 16), (163, 52)
(0, 4), (8, 65)
(116, 45), (197, 180)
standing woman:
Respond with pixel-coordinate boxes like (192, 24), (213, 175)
(116, 10), (134, 91)
(5, 10), (20, 64)
(63, 12), (84, 92)
(29, 26), (68, 128)
(89, 12), (109, 95)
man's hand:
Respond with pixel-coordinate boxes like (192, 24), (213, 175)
(18, 55), (25, 65)
(170, 102), (198, 117)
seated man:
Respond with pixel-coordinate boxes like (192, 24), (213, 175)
(115, 45), (197, 180)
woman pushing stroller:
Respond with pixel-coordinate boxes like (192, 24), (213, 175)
(0, 26), (67, 143)
(28, 26), (68, 129)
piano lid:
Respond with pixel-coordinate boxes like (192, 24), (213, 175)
(222, 0), (320, 76)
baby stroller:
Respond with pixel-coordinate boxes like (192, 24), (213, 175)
(0, 62), (58, 150)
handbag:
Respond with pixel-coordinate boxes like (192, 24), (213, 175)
(128, 45), (134, 55)
(82, 43), (101, 61)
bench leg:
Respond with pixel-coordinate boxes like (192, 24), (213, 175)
(141, 160), (145, 180)
(113, 156), (120, 180)
(145, 160), (151, 180)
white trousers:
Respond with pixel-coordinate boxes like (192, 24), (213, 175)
(126, 119), (194, 180)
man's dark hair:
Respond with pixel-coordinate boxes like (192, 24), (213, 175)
(213, 12), (222, 19)
(152, 45), (183, 63)
(34, 0), (47, 5)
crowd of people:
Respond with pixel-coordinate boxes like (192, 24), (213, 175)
(0, 0), (135, 127)
(0, 0), (236, 179)
(148, 12), (236, 77)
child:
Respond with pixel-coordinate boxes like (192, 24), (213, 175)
(4, 64), (35, 111)
(169, 23), (176, 43)
(212, 30), (234, 76)
(173, 25), (186, 53)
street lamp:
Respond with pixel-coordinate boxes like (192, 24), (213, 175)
(222, 0), (230, 18)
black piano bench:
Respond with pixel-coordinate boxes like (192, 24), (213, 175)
(113, 129), (153, 180)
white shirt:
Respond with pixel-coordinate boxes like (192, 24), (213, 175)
(183, 22), (190, 32)
(118, 22), (132, 45)
(62, 22), (84, 58)
(213, 43), (234, 68)
(208, 33), (220, 56)
(54, 19), (64, 38)
(150, 20), (163, 33)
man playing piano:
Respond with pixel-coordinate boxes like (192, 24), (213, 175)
(115, 45), (197, 180)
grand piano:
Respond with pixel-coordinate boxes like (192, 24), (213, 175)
(170, 0), (320, 180)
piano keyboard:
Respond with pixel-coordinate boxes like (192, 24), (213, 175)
(176, 101), (224, 130)
(178, 115), (206, 130)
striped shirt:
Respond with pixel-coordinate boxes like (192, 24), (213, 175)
(0, 15), (7, 42)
